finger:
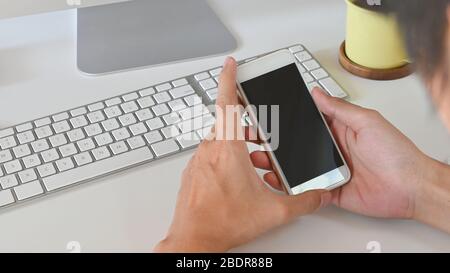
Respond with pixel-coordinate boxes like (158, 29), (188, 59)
(216, 57), (239, 110)
(245, 127), (261, 144)
(279, 190), (332, 220)
(263, 172), (284, 191)
(311, 88), (369, 132)
(250, 151), (273, 170)
(215, 57), (245, 142)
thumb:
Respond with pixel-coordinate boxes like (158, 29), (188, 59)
(279, 190), (332, 221)
(311, 87), (368, 131)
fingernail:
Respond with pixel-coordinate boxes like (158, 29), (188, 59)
(224, 57), (234, 69)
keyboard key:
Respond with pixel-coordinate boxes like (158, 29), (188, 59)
(129, 122), (148, 136)
(70, 107), (87, 117)
(184, 94), (202, 106)
(4, 160), (22, 174)
(35, 125), (53, 139)
(302, 72), (314, 83)
(163, 113), (181, 125)
(177, 133), (201, 149)
(161, 126), (180, 138)
(31, 139), (49, 153)
(59, 143), (78, 157)
(137, 96), (155, 108)
(194, 72), (210, 81)
(127, 136), (146, 149)
(22, 154), (41, 169)
(307, 81), (322, 92)
(295, 51), (312, 62)
(0, 150), (13, 163)
(16, 123), (33, 133)
(206, 88), (219, 101)
(112, 128), (131, 142)
(53, 112), (70, 122)
(41, 148), (60, 163)
(0, 128), (14, 138)
(94, 133), (114, 147)
(144, 131), (163, 145)
(118, 113), (137, 127)
(197, 126), (214, 140)
(0, 190), (15, 207)
(70, 116), (88, 128)
(319, 77), (348, 98)
(289, 45), (304, 53)
(77, 138), (96, 152)
(67, 128), (85, 142)
(135, 109), (154, 121)
(56, 158), (75, 172)
(0, 136), (17, 149)
(168, 99), (187, 112)
(311, 68), (328, 80)
(37, 163), (57, 178)
(105, 97), (122, 107)
(88, 102), (105, 112)
(146, 117), (164, 130)
(101, 119), (120, 132)
(152, 104), (170, 116)
(172, 78), (188, 87)
(104, 106), (123, 118)
(153, 92), (172, 104)
(110, 141), (129, 155)
(178, 115), (215, 134)
(121, 101), (139, 113)
(74, 152), (93, 166)
(151, 139), (180, 157)
(92, 146), (111, 161)
(18, 169), (37, 183)
(12, 144), (31, 158)
(139, 87), (155, 97)
(199, 78), (217, 91)
(84, 123), (103, 137)
(302, 59), (320, 71)
(179, 105), (209, 120)
(122, 92), (139, 102)
(156, 83), (172, 92)
(87, 111), (106, 123)
(17, 131), (35, 144)
(49, 134), (68, 147)
(34, 117), (51, 128)
(53, 120), (71, 134)
(169, 85), (195, 99)
(14, 180), (44, 201)
(43, 147), (154, 191)
(209, 67), (222, 77)
(0, 175), (19, 189)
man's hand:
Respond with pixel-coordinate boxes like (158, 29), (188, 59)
(252, 87), (438, 219)
(154, 57), (331, 252)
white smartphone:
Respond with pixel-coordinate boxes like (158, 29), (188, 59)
(236, 49), (351, 195)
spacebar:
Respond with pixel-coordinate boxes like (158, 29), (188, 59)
(43, 147), (154, 191)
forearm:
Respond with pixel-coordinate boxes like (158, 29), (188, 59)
(414, 159), (450, 234)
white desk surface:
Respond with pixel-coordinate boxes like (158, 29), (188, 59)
(0, 0), (449, 252)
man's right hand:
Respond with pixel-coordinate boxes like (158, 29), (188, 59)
(251, 88), (441, 219)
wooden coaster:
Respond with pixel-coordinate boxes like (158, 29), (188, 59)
(339, 41), (413, 80)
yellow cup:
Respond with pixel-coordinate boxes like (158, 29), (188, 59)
(345, 0), (409, 69)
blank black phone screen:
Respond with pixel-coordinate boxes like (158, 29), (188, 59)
(241, 63), (344, 188)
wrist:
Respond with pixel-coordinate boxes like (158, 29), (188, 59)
(154, 234), (230, 253)
(413, 157), (450, 232)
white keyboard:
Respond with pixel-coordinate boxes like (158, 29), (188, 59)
(0, 44), (348, 210)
